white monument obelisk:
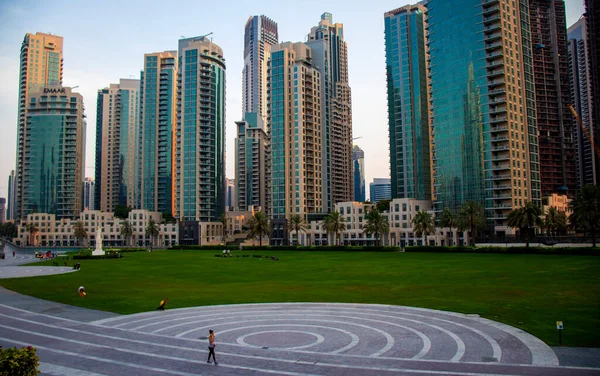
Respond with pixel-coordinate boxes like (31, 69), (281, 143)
(92, 226), (105, 256)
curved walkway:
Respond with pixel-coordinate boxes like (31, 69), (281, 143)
(0, 249), (76, 279)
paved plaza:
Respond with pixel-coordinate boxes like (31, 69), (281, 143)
(0, 247), (599, 375)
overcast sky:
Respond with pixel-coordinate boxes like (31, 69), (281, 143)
(0, 0), (586, 201)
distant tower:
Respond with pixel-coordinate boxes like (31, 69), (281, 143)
(139, 51), (178, 214)
(176, 36), (226, 223)
(0, 198), (6, 223)
(352, 145), (365, 202)
(225, 178), (236, 210)
(15, 32), (63, 220)
(95, 79), (140, 212)
(585, 0), (600, 185)
(235, 113), (268, 211)
(22, 86), (85, 219)
(385, 5), (432, 201)
(83, 177), (95, 211)
(243, 15), (278, 127)
(369, 178), (392, 203)
(7, 170), (16, 221)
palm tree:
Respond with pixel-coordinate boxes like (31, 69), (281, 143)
(364, 208), (390, 246)
(570, 184), (600, 247)
(72, 221), (87, 246)
(412, 210), (435, 246)
(120, 220), (133, 247)
(322, 211), (346, 245)
(555, 211), (568, 235)
(289, 214), (308, 245)
(544, 207), (560, 236)
(506, 202), (542, 247)
(457, 201), (486, 246)
(248, 211), (271, 247)
(25, 223), (39, 247)
(145, 218), (159, 251)
(219, 213), (230, 245)
(439, 207), (457, 246)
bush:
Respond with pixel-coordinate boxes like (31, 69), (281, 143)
(73, 253), (123, 260)
(405, 246), (600, 255)
(170, 245), (399, 252)
(0, 346), (39, 376)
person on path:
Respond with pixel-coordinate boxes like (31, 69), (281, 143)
(207, 329), (218, 364)
(12, 251), (15, 258)
(157, 298), (168, 311)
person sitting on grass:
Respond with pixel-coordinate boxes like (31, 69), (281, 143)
(78, 286), (86, 297)
(157, 298), (168, 311)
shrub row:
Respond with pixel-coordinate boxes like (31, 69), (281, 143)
(73, 253), (123, 260)
(0, 346), (39, 375)
(405, 246), (599, 255)
(170, 245), (399, 252)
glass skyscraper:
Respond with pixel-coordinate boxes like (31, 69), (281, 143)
(426, 0), (541, 229)
(369, 178), (392, 203)
(22, 86), (85, 219)
(384, 4), (432, 201)
(95, 79), (140, 212)
(15, 32), (63, 220)
(140, 51), (177, 214)
(352, 145), (365, 202)
(176, 36), (226, 222)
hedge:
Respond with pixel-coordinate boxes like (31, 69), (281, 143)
(405, 246), (599, 255)
(73, 253), (123, 260)
(170, 245), (399, 252)
(0, 346), (39, 376)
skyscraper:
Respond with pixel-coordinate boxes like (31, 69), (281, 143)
(426, 0), (541, 230)
(83, 177), (95, 211)
(268, 42), (323, 218)
(235, 113), (268, 211)
(95, 79), (140, 212)
(225, 178), (236, 210)
(529, 0), (575, 196)
(15, 32), (63, 220)
(21, 86), (85, 219)
(384, 4), (432, 201)
(140, 51), (177, 214)
(568, 18), (597, 188)
(7, 170), (16, 221)
(352, 145), (365, 202)
(243, 15), (278, 127)
(307, 13), (353, 209)
(176, 36), (226, 222)
(0, 198), (6, 223)
(369, 178), (392, 203)
(585, 0), (600, 185)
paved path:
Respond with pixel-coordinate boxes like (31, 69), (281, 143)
(0, 248), (76, 279)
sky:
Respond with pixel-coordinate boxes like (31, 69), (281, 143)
(0, 0), (586, 201)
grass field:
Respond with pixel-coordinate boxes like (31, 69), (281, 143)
(0, 250), (598, 347)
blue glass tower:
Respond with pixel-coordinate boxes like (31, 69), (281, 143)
(352, 145), (365, 202)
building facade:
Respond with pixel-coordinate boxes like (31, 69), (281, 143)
(0, 198), (5, 223)
(95, 79), (140, 212)
(426, 0), (541, 232)
(83, 177), (95, 211)
(385, 4), (432, 201)
(176, 37), (226, 223)
(243, 15), (278, 128)
(352, 145), (365, 202)
(235, 113), (268, 211)
(225, 178), (236, 210)
(7, 170), (16, 221)
(140, 51), (178, 214)
(268, 42), (323, 218)
(15, 32), (63, 221)
(369, 178), (392, 203)
(307, 13), (353, 209)
(530, 0), (575, 196)
(21, 86), (85, 219)
(568, 18), (597, 189)
(585, 0), (600, 185)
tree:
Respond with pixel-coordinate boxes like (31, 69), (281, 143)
(439, 207), (457, 246)
(145, 218), (159, 251)
(248, 211), (271, 247)
(120, 220), (133, 247)
(457, 201), (486, 246)
(375, 199), (392, 213)
(114, 205), (132, 219)
(555, 211), (568, 235)
(543, 207), (560, 236)
(506, 202), (542, 247)
(364, 208), (390, 246)
(289, 214), (308, 245)
(322, 211), (347, 245)
(0, 222), (17, 239)
(570, 184), (600, 247)
(72, 221), (87, 246)
(161, 212), (177, 224)
(412, 210), (435, 246)
(25, 223), (39, 247)
(219, 213), (230, 245)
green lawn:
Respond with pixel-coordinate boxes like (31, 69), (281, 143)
(1, 250), (598, 347)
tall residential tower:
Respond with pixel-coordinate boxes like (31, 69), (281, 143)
(352, 145), (365, 202)
(235, 113), (268, 211)
(15, 32), (63, 220)
(385, 4), (432, 201)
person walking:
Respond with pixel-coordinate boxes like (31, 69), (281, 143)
(207, 329), (218, 364)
